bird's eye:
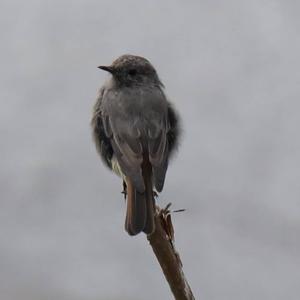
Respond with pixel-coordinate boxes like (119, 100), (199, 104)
(128, 69), (137, 76)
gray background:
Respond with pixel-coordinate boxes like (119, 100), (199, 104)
(1, 1), (299, 299)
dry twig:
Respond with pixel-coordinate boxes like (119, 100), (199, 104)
(147, 204), (195, 300)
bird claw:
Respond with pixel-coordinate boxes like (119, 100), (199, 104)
(121, 181), (127, 200)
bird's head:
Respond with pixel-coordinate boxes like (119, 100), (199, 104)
(98, 55), (162, 87)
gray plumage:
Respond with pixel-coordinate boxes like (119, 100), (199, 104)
(91, 55), (180, 235)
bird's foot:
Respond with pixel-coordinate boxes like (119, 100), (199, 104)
(121, 180), (127, 200)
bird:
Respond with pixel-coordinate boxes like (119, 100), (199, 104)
(91, 54), (180, 236)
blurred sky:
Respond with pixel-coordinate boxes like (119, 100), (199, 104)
(1, 1), (300, 299)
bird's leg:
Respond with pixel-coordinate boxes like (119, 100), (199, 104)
(121, 180), (127, 200)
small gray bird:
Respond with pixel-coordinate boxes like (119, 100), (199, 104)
(91, 55), (180, 235)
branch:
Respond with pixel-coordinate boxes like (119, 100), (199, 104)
(147, 204), (195, 300)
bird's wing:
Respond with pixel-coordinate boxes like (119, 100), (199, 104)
(101, 88), (169, 193)
(146, 106), (169, 192)
(101, 89), (145, 192)
(151, 101), (181, 191)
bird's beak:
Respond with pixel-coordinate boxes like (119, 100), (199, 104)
(98, 65), (114, 74)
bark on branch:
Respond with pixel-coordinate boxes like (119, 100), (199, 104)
(147, 204), (195, 300)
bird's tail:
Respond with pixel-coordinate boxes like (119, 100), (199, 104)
(125, 160), (155, 236)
